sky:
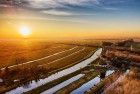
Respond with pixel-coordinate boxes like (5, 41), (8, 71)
(0, 0), (140, 39)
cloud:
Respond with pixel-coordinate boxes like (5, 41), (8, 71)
(22, 0), (100, 9)
(0, 0), (131, 16)
(19, 0), (101, 16)
(103, 7), (119, 11)
(0, 13), (89, 23)
(42, 10), (72, 16)
(41, 9), (97, 16)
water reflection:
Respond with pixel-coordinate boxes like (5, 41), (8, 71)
(71, 76), (100, 94)
(0, 66), (45, 88)
(6, 48), (102, 94)
(41, 74), (84, 94)
(71, 70), (115, 94)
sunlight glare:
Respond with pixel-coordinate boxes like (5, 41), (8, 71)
(19, 26), (31, 37)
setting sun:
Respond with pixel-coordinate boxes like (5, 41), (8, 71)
(19, 26), (31, 37)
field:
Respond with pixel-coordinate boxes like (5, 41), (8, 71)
(0, 39), (139, 94)
(0, 40), (74, 68)
(0, 39), (100, 93)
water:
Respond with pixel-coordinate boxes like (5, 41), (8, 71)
(6, 48), (102, 94)
(41, 74), (84, 94)
(71, 70), (115, 94)
(106, 70), (115, 76)
(71, 76), (100, 94)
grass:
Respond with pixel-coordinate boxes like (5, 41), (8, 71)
(103, 67), (140, 94)
(85, 70), (117, 94)
(133, 43), (140, 49)
(24, 58), (101, 94)
(0, 46), (97, 93)
(42, 47), (96, 72)
(85, 80), (105, 94)
(24, 65), (87, 94)
(55, 69), (106, 94)
(7, 46), (83, 71)
(0, 42), (74, 68)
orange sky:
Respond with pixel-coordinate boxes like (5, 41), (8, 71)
(0, 14), (140, 39)
(0, 0), (140, 40)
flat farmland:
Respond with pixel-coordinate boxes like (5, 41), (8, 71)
(4, 46), (85, 70)
(0, 40), (98, 93)
(0, 40), (74, 68)
(41, 47), (95, 71)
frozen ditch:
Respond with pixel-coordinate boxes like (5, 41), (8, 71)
(71, 76), (100, 94)
(41, 74), (84, 94)
(71, 70), (115, 94)
(6, 48), (102, 94)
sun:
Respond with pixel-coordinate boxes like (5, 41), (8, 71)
(19, 26), (31, 37)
